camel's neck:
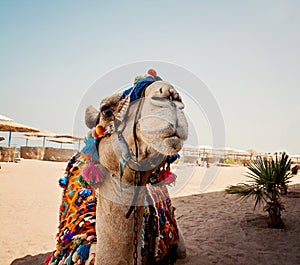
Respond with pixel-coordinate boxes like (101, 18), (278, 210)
(96, 173), (147, 265)
(95, 110), (160, 264)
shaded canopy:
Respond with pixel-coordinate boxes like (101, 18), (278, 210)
(25, 130), (58, 147)
(0, 115), (39, 133)
(48, 138), (74, 144)
(13, 135), (41, 146)
(55, 134), (84, 151)
(25, 131), (83, 148)
(48, 138), (74, 149)
(55, 134), (83, 140)
(0, 115), (40, 146)
(13, 135), (40, 141)
(25, 130), (57, 138)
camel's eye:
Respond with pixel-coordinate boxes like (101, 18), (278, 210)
(101, 106), (113, 118)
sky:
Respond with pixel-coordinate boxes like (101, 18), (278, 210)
(0, 0), (299, 154)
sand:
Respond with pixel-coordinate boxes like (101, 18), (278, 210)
(1, 160), (300, 265)
(0, 160), (64, 264)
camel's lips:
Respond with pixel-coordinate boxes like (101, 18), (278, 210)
(162, 136), (183, 154)
(164, 135), (180, 141)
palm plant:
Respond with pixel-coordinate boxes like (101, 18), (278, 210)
(226, 153), (292, 228)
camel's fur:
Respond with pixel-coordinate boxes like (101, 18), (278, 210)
(85, 81), (188, 264)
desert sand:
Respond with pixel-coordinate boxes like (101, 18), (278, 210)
(0, 159), (300, 265)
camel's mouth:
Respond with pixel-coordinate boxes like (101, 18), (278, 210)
(138, 99), (188, 156)
(162, 135), (183, 153)
(139, 122), (186, 155)
(148, 135), (183, 156)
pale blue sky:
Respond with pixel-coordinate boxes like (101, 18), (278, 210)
(1, 0), (299, 153)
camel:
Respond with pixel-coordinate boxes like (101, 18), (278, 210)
(47, 71), (188, 265)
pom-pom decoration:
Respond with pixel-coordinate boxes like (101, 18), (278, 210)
(147, 68), (157, 76)
(87, 235), (95, 242)
(95, 124), (105, 137)
(133, 75), (144, 86)
(59, 176), (69, 188)
(92, 128), (99, 139)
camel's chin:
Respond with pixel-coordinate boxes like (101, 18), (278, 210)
(149, 136), (183, 156)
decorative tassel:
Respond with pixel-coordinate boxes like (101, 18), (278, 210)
(62, 232), (76, 244)
(66, 153), (79, 171)
(44, 255), (52, 265)
(72, 251), (79, 263)
(65, 250), (75, 265)
(81, 161), (104, 185)
(157, 167), (177, 185)
(59, 176), (68, 188)
(78, 175), (90, 187)
(87, 235), (95, 242)
(77, 244), (91, 260)
(81, 136), (99, 161)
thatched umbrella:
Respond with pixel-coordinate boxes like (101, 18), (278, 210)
(55, 134), (84, 150)
(25, 130), (57, 147)
(0, 115), (39, 146)
(47, 138), (74, 149)
(0, 136), (5, 142)
(12, 135), (41, 146)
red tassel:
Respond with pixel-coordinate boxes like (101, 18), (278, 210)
(157, 167), (177, 185)
(44, 254), (52, 265)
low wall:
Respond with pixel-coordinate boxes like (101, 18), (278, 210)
(43, 147), (76, 162)
(20, 146), (76, 162)
(20, 146), (45, 160)
(0, 147), (16, 162)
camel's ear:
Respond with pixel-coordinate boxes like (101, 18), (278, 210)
(85, 105), (100, 129)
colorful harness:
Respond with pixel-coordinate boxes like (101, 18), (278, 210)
(45, 152), (179, 265)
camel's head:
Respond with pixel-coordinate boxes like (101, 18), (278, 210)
(85, 75), (188, 175)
